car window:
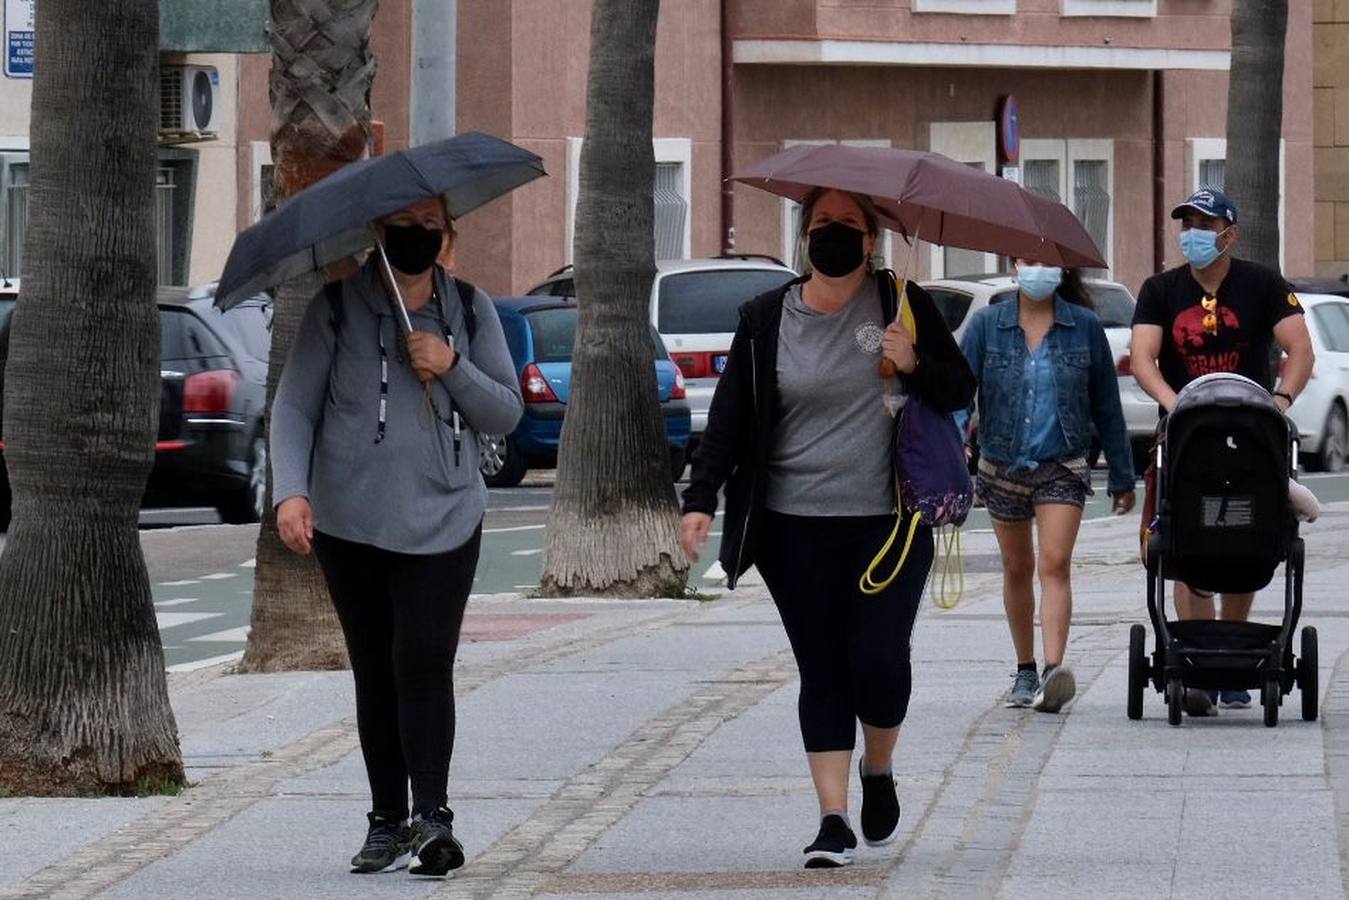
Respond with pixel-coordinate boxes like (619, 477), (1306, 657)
(1313, 304), (1349, 353)
(527, 308), (578, 362)
(656, 269), (793, 335)
(1089, 285), (1136, 327)
(0, 298), (14, 331)
(160, 309), (187, 359)
(527, 277), (575, 297)
(203, 302), (271, 363)
(526, 306), (668, 363)
(926, 289), (973, 331)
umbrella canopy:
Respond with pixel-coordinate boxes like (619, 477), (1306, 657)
(731, 144), (1106, 269)
(214, 131), (546, 309)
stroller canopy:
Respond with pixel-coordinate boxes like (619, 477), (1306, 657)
(1173, 372), (1279, 416)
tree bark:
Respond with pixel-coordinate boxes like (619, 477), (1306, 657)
(0, 0), (183, 794)
(1225, 0), (1288, 270)
(241, 0), (377, 672)
(539, 0), (688, 598)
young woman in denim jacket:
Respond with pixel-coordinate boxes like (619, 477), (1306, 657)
(958, 262), (1135, 713)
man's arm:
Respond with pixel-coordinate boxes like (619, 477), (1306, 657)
(1273, 313), (1315, 412)
(1130, 324), (1178, 412)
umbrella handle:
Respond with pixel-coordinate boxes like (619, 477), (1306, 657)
(374, 239), (416, 335)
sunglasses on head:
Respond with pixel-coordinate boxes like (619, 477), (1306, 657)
(1200, 294), (1219, 335)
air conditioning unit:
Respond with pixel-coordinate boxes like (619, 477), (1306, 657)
(160, 64), (219, 138)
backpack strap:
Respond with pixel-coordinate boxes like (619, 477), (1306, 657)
(323, 278), (345, 334)
(453, 276), (477, 343)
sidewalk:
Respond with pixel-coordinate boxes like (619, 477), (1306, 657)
(4, 506), (1349, 899)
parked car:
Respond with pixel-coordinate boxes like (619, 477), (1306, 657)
(527, 256), (796, 468)
(0, 283), (272, 531)
(1290, 275), (1349, 300)
(1286, 293), (1349, 472)
(922, 273), (1152, 472)
(479, 296), (691, 488)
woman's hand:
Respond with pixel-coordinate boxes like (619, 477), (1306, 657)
(407, 331), (457, 382)
(277, 497), (314, 555)
(882, 321), (918, 374)
(1112, 491), (1136, 516)
(680, 512), (713, 563)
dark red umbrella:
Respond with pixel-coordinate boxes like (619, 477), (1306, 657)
(731, 143), (1107, 269)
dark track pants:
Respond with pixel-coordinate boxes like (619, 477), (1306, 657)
(314, 526), (480, 820)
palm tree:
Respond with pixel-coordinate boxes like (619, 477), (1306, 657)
(1225, 0), (1288, 269)
(539, 0), (688, 597)
(0, 0), (182, 794)
(240, 0), (377, 671)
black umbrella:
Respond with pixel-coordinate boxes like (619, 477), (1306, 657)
(214, 131), (546, 311)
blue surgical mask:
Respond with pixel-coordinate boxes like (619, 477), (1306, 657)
(1179, 227), (1228, 270)
(1017, 265), (1062, 302)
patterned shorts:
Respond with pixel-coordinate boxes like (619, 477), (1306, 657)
(976, 456), (1094, 523)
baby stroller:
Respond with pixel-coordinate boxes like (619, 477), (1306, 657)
(1128, 372), (1317, 727)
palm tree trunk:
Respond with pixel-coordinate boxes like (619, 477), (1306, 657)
(1225, 0), (1288, 270)
(240, 0), (377, 672)
(539, 0), (687, 598)
(0, 0), (183, 794)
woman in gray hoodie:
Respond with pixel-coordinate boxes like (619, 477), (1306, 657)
(271, 196), (523, 879)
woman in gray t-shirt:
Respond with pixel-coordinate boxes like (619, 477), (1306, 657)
(680, 188), (974, 868)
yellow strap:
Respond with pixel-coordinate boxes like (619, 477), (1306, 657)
(860, 509), (923, 596)
(929, 525), (965, 609)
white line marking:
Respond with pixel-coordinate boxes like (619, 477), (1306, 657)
(240, 558), (256, 569)
(483, 524), (547, 534)
(486, 505), (551, 513)
(187, 626), (251, 643)
(199, 573), (238, 581)
(155, 612), (223, 630)
(702, 561), (725, 582)
(154, 599), (199, 608)
(166, 650), (244, 673)
(510, 548), (544, 557)
(159, 579), (200, 587)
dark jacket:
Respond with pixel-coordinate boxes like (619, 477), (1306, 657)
(681, 270), (976, 589)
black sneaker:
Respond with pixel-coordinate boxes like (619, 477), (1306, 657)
(858, 762), (901, 846)
(350, 813), (412, 874)
(803, 814), (857, 868)
(409, 806), (466, 878)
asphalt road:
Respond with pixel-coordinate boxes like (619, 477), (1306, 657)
(10, 470), (1349, 672)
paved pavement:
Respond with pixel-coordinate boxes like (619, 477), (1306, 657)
(4, 494), (1349, 898)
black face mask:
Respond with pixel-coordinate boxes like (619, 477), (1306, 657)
(382, 223), (444, 275)
(807, 221), (867, 278)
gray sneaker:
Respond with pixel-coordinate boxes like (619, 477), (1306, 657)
(1005, 669), (1039, 708)
(1033, 665), (1077, 713)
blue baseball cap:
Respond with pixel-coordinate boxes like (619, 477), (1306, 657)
(1171, 189), (1238, 224)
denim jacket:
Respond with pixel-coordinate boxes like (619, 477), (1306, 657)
(957, 296), (1135, 495)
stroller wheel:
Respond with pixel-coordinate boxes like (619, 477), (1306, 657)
(1167, 678), (1183, 726)
(1301, 626), (1319, 722)
(1263, 678), (1280, 727)
(1128, 624), (1147, 721)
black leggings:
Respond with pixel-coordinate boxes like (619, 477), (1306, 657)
(314, 526), (480, 820)
(756, 511), (933, 753)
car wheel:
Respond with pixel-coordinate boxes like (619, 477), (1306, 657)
(1317, 405), (1347, 473)
(479, 433), (527, 488)
(219, 434), (266, 525)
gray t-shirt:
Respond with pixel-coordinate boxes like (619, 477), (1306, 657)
(765, 279), (899, 516)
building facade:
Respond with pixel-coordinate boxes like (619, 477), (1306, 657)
(0, 1), (1323, 300)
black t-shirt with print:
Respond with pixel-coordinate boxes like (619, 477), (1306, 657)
(1132, 257), (1303, 393)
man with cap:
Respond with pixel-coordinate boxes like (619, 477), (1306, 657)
(1130, 189), (1315, 716)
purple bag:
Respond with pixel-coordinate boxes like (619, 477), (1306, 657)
(894, 385), (974, 528)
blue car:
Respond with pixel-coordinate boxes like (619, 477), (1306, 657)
(479, 296), (692, 487)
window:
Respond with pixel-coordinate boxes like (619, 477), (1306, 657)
(926, 123), (999, 278)
(566, 137), (691, 264)
(526, 307), (578, 363)
(1187, 137), (1285, 269)
(1313, 304), (1349, 353)
(0, 154), (29, 277)
(913, 0), (1016, 13)
(927, 288), (974, 332)
(1060, 0), (1157, 16)
(1020, 139), (1113, 273)
(656, 269), (795, 335)
(780, 139), (894, 272)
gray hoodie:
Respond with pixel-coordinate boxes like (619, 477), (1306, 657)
(271, 262), (523, 555)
